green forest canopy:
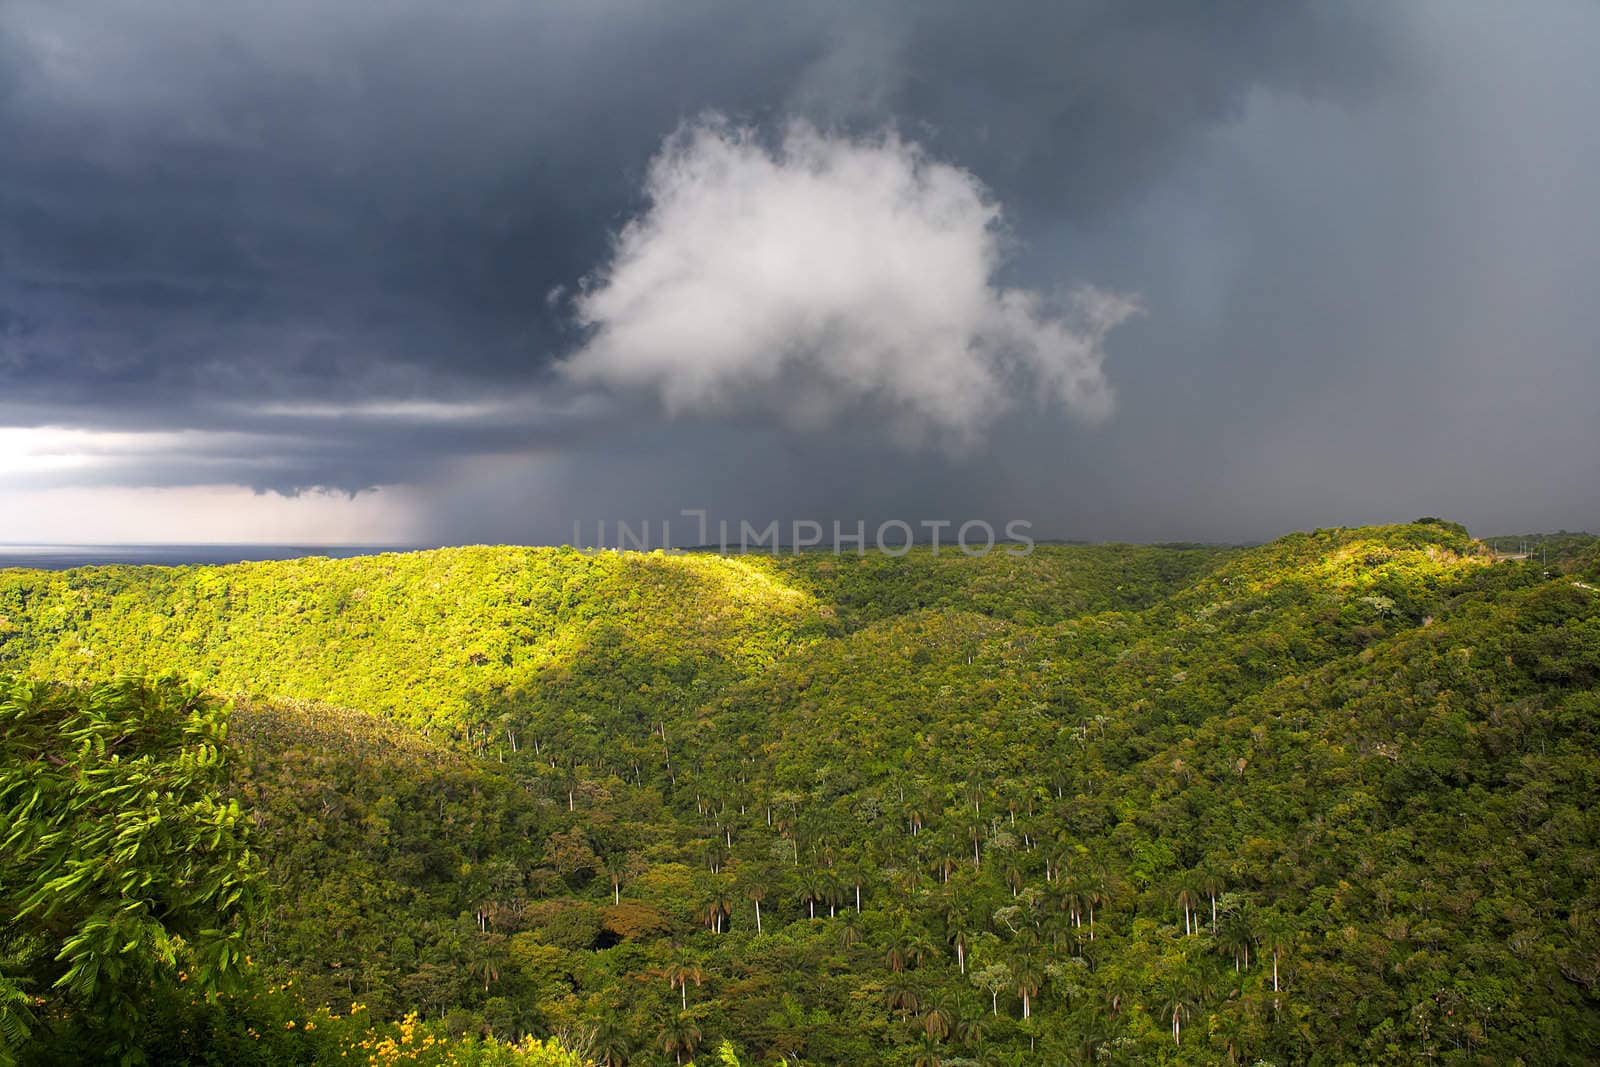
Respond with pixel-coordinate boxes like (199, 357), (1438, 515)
(0, 522), (1597, 1064)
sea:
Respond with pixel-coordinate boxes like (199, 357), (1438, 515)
(0, 544), (416, 571)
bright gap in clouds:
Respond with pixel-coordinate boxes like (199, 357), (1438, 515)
(0, 426), (200, 478)
(561, 117), (1140, 444)
(0, 428), (425, 544)
(241, 400), (512, 421)
(0, 425), (284, 487)
(0, 485), (425, 545)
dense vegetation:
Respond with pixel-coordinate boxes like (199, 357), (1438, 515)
(2, 522), (1597, 1064)
(1479, 531), (1598, 567)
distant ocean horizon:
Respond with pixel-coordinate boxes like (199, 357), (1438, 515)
(0, 544), (421, 571)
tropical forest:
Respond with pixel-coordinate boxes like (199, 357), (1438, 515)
(2, 520), (1597, 1065)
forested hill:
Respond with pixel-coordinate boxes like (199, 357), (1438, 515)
(0, 542), (1228, 729)
(3, 522), (1599, 1065)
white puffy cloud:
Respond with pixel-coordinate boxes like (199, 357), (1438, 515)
(561, 118), (1138, 443)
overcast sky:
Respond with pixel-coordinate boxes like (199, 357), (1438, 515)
(2, 1), (1596, 545)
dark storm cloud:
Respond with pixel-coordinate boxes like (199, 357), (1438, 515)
(2, 0), (1595, 540)
(1, 1), (820, 411)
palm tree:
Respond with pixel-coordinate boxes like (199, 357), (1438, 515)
(664, 960), (707, 1011)
(943, 906), (979, 975)
(1044, 911), (1081, 955)
(1176, 886), (1196, 936)
(906, 799), (928, 837)
(1217, 895), (1257, 972)
(897, 851), (926, 896)
(1055, 874), (1085, 935)
(1257, 908), (1295, 999)
(775, 813), (799, 865)
(906, 929), (939, 970)
(885, 930), (913, 973)
(1004, 862), (1025, 898)
(799, 871), (826, 920)
(591, 1020), (631, 1067)
(921, 995), (955, 1040)
(1159, 978), (1197, 1046)
(469, 954), (499, 992)
(884, 974), (921, 1020)
(837, 911), (866, 949)
(657, 1012), (702, 1065)
(1198, 867), (1226, 934)
(1083, 863), (1111, 940)
(745, 874), (769, 935)
(845, 861), (867, 912)
(952, 996), (988, 1049)
(1009, 952), (1044, 1020)
(602, 855), (629, 906)
(820, 869), (845, 917)
(702, 887), (733, 934)
(966, 819), (986, 870)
